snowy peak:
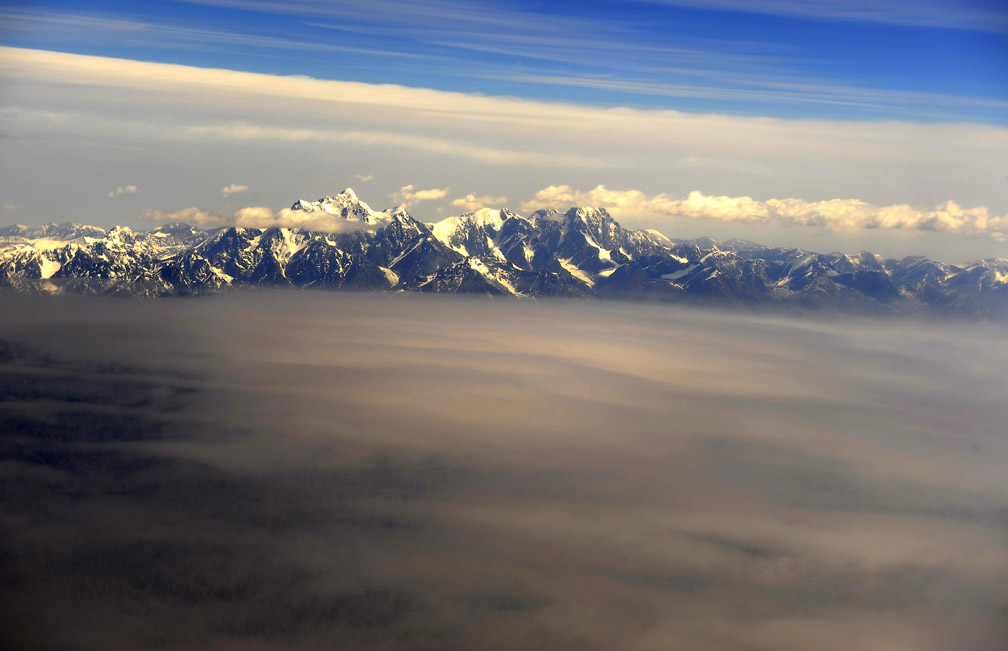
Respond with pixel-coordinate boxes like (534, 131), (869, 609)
(0, 222), (107, 253)
(3, 187), (1008, 317)
(529, 208), (562, 222)
(291, 188), (389, 224)
(430, 208), (508, 257)
(0, 222), (106, 241)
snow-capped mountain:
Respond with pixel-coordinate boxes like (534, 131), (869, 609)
(291, 188), (395, 225)
(2, 189), (1007, 317)
(0, 222), (107, 253)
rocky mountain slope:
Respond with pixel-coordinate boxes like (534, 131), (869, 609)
(3, 189), (1006, 316)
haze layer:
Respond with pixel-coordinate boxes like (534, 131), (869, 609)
(1, 292), (1006, 649)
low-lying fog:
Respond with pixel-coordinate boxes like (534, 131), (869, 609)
(2, 291), (1006, 650)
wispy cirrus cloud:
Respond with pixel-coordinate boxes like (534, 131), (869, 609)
(178, 123), (611, 169)
(2, 47), (1007, 258)
(108, 184), (140, 198)
(188, 0), (1008, 32)
(3, 47), (999, 172)
(640, 0), (1008, 32)
(179, 0), (617, 37)
(522, 185), (1008, 241)
(0, 9), (431, 60)
(482, 71), (1008, 119)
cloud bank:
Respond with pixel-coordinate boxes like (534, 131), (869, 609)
(3, 293), (1007, 649)
(141, 205), (377, 233)
(523, 185), (1008, 241)
(138, 182), (1008, 246)
(1, 46), (1007, 258)
(2, 46), (1004, 183)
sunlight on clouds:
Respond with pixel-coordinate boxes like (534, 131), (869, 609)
(107, 184), (140, 198)
(4, 45), (1002, 167)
(235, 206), (377, 233)
(522, 185), (1008, 240)
(2, 47), (1007, 256)
(450, 193), (508, 212)
(391, 184), (449, 209)
(219, 183), (247, 196)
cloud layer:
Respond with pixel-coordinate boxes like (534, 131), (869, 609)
(523, 185), (1008, 241)
(141, 205), (378, 233)
(1, 46), (1006, 258)
(3, 292), (1007, 649)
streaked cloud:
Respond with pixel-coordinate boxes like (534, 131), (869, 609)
(0, 8), (431, 60)
(1, 47), (1006, 258)
(523, 185), (1008, 240)
(641, 0), (1008, 32)
(484, 71), (1008, 119)
(107, 184), (140, 198)
(2, 46), (1000, 171)
(354, 173), (374, 183)
(219, 183), (248, 196)
(176, 123), (610, 169)
(450, 193), (509, 212)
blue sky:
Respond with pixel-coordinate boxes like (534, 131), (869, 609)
(3, 0), (1005, 122)
(1, 1), (1007, 260)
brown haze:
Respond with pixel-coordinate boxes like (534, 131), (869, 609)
(2, 292), (1007, 650)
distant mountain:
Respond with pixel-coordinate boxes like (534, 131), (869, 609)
(2, 189), (1006, 317)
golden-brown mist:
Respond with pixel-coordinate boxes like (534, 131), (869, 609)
(1, 291), (1006, 650)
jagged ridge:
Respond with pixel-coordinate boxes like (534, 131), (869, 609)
(2, 189), (1006, 317)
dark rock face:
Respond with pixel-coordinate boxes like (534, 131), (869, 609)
(2, 197), (1007, 317)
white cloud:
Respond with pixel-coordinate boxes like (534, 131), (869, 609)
(2, 47), (1007, 256)
(108, 184), (140, 198)
(522, 185), (1008, 241)
(140, 205), (378, 234)
(219, 183), (248, 196)
(391, 184), (448, 209)
(450, 193), (508, 212)
(354, 173), (374, 182)
(4, 46), (999, 173)
(234, 206), (376, 233)
(177, 122), (609, 168)
(140, 206), (223, 227)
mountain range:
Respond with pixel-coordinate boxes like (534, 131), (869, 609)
(2, 188), (1006, 316)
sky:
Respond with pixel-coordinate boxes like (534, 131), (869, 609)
(0, 0), (1006, 261)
